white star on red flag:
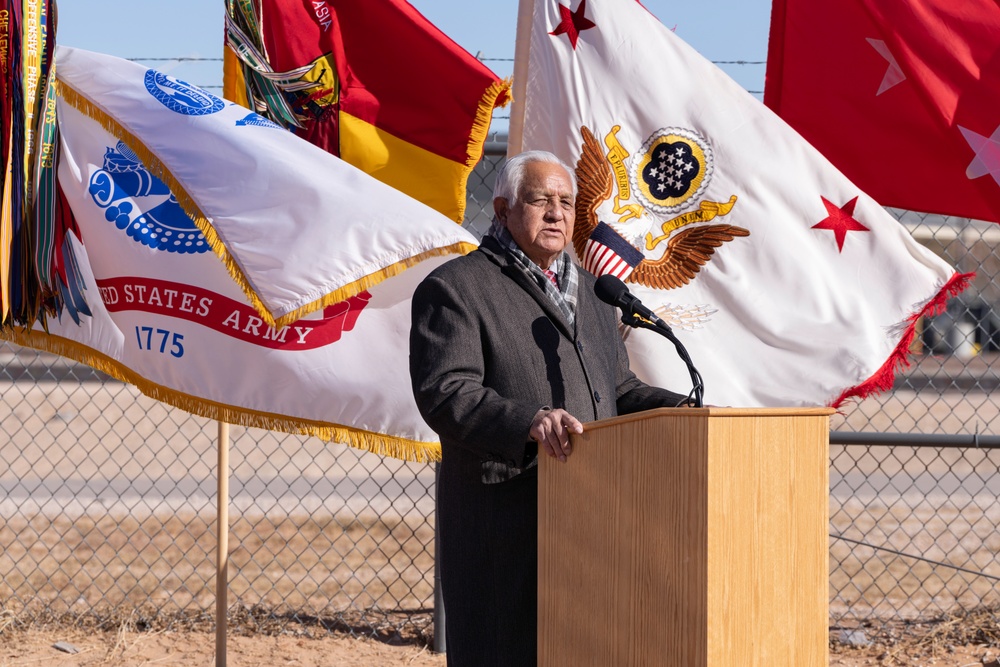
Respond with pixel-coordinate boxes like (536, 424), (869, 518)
(959, 124), (1000, 187)
(866, 38), (906, 96)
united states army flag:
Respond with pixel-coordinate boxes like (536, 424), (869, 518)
(4, 47), (479, 460)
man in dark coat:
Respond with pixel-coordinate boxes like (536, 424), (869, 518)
(409, 150), (689, 667)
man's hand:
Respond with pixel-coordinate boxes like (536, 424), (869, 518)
(530, 408), (583, 463)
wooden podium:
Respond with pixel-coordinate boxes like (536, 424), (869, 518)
(538, 407), (832, 667)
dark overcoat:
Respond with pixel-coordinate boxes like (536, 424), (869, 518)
(409, 236), (687, 667)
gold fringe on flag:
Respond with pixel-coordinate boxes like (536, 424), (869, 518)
(3, 327), (444, 462)
(274, 241), (476, 326)
(454, 76), (513, 224)
(56, 79), (474, 330)
(466, 77), (513, 170)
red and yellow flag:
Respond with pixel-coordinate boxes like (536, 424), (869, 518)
(224, 0), (510, 223)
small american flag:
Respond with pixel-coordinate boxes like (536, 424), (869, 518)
(582, 221), (645, 280)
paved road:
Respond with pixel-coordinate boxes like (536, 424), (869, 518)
(1, 347), (437, 521)
(4, 345), (1000, 523)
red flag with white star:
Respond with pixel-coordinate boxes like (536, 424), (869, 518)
(511, 0), (970, 408)
(765, 0), (1000, 223)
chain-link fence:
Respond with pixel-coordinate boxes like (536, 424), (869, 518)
(0, 346), (439, 640)
(2, 134), (1000, 644)
(826, 205), (1000, 633)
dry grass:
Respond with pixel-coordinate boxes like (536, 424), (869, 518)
(831, 606), (1000, 665)
(0, 510), (436, 643)
(6, 503), (1000, 661)
(0, 610), (16, 635)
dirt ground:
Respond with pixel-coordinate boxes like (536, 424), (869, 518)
(0, 628), (445, 667)
(3, 629), (1000, 667)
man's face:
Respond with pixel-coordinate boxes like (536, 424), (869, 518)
(494, 161), (575, 269)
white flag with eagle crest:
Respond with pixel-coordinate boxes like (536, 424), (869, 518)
(510, 0), (969, 407)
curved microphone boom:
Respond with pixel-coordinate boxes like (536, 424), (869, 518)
(594, 274), (663, 326)
(594, 274), (705, 407)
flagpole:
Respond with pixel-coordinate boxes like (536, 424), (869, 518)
(508, 0), (535, 157)
(216, 420), (230, 667)
(432, 462), (446, 654)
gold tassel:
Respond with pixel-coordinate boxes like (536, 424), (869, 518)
(466, 78), (513, 172)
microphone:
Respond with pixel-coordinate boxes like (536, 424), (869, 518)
(594, 274), (663, 326)
(593, 274), (705, 407)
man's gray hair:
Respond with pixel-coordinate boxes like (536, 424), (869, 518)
(493, 150), (578, 203)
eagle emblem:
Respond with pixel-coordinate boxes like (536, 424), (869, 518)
(573, 124), (749, 291)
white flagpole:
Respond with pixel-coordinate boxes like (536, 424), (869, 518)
(508, 0), (535, 157)
(216, 420), (230, 667)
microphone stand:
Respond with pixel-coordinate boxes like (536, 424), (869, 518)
(621, 312), (705, 408)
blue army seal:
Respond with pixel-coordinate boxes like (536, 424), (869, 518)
(89, 141), (210, 255)
(144, 70), (224, 116)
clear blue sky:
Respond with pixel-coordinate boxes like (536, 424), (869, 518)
(56, 1), (773, 130)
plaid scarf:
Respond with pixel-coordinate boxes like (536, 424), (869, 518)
(487, 220), (578, 327)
